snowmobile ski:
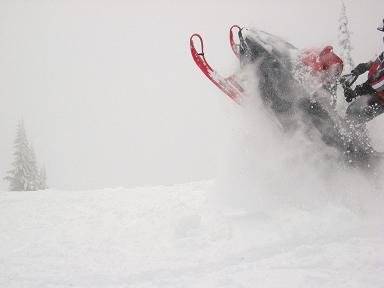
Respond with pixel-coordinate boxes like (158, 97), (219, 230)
(229, 25), (242, 59)
(190, 33), (244, 104)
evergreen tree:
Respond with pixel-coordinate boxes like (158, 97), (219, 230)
(4, 121), (44, 191)
(338, 1), (354, 72)
(38, 166), (48, 190)
(28, 144), (41, 190)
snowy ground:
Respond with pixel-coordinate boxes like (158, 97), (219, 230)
(1, 181), (383, 288)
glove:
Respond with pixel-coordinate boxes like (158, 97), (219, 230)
(354, 82), (374, 96)
(344, 88), (357, 103)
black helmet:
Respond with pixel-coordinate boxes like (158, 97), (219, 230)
(378, 19), (384, 32)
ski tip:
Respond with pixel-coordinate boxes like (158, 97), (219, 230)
(190, 34), (204, 54)
(229, 25), (243, 59)
(230, 25), (242, 31)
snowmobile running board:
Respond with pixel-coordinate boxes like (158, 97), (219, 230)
(190, 31), (245, 104)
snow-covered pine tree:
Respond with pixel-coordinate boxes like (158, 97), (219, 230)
(4, 121), (42, 191)
(338, 1), (354, 72)
(28, 143), (41, 190)
(38, 166), (48, 190)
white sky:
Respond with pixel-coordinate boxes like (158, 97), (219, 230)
(1, 0), (383, 190)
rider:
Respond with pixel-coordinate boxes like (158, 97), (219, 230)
(344, 19), (384, 124)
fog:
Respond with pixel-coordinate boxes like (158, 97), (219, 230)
(1, 0), (383, 190)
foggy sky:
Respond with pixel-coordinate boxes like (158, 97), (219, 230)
(1, 0), (383, 190)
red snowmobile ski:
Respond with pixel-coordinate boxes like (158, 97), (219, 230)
(190, 33), (244, 104)
(229, 25), (242, 59)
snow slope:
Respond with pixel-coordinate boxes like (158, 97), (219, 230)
(1, 181), (383, 288)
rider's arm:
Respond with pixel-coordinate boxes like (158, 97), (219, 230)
(351, 61), (373, 76)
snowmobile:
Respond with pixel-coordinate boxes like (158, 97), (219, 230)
(190, 26), (380, 168)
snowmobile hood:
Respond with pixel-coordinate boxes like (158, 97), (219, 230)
(241, 29), (343, 78)
(241, 29), (299, 69)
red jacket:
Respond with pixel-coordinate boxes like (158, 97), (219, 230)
(368, 52), (384, 99)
